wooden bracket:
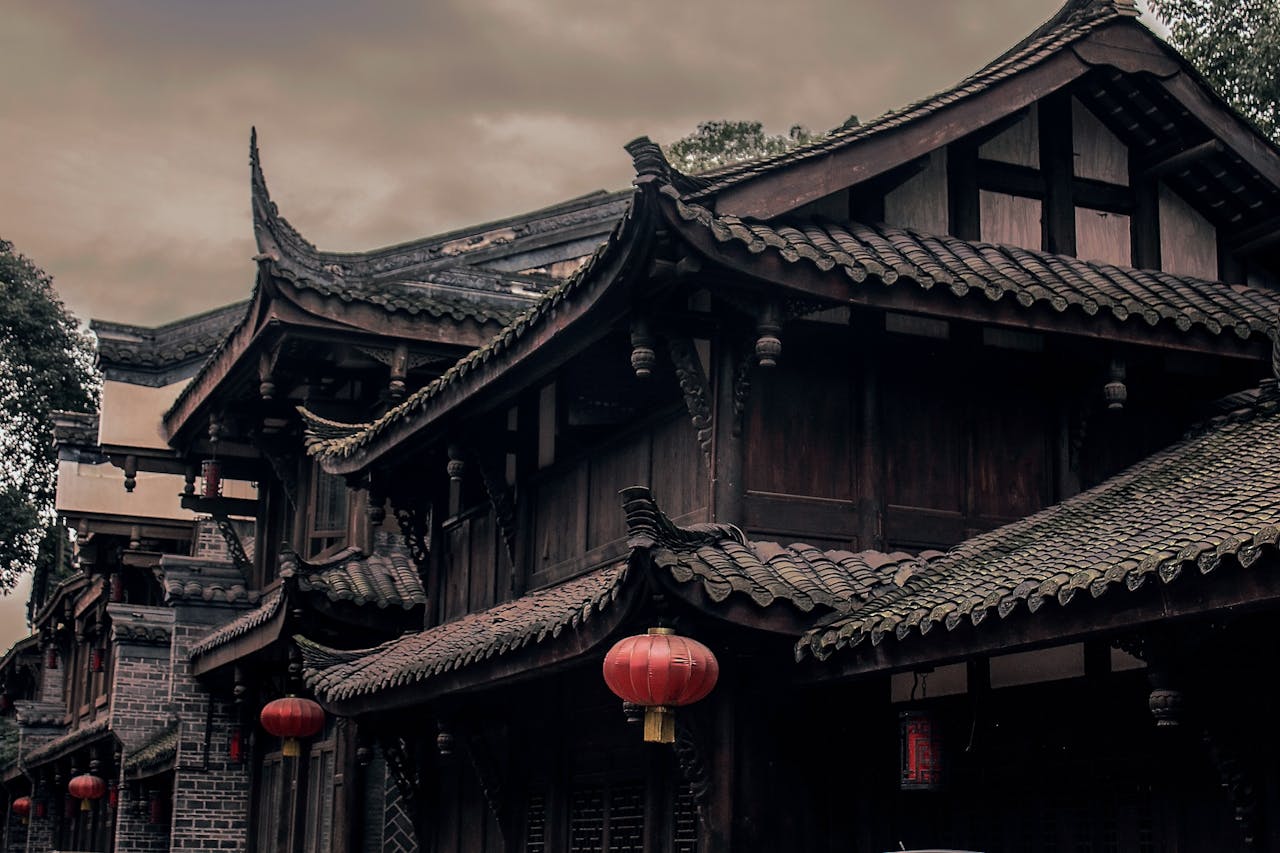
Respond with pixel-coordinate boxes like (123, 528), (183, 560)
(672, 714), (712, 827)
(667, 337), (713, 469)
(390, 496), (430, 568)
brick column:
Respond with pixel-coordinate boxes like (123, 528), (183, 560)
(14, 702), (62, 853)
(157, 555), (257, 853)
(3, 801), (28, 853)
(107, 604), (175, 853)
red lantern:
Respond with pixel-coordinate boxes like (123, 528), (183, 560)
(201, 459), (222, 498)
(110, 573), (124, 603)
(260, 696), (324, 757)
(91, 648), (104, 673)
(602, 628), (719, 744)
(148, 789), (164, 825)
(107, 783), (118, 810)
(229, 726), (244, 763)
(45, 647), (57, 671)
(68, 773), (106, 812)
(12, 796), (31, 824)
(34, 800), (45, 819)
(898, 710), (943, 791)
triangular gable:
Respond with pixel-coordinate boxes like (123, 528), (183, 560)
(692, 0), (1280, 234)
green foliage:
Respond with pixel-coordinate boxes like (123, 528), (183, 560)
(1147, 0), (1280, 140)
(0, 239), (98, 595)
(664, 120), (828, 174)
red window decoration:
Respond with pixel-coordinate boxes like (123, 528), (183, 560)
(11, 796), (30, 824)
(898, 710), (943, 791)
(68, 774), (106, 812)
(602, 628), (719, 744)
(260, 696), (325, 757)
(201, 458), (222, 498)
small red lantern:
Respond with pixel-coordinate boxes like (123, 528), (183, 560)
(107, 783), (118, 810)
(91, 648), (105, 673)
(148, 789), (164, 825)
(33, 800), (45, 820)
(68, 773), (106, 812)
(110, 573), (124, 603)
(229, 726), (244, 763)
(602, 627), (719, 744)
(201, 459), (222, 498)
(260, 696), (325, 758)
(12, 796), (31, 824)
(898, 710), (943, 791)
(45, 647), (57, 671)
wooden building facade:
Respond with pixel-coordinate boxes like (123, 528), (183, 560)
(8, 0), (1280, 851)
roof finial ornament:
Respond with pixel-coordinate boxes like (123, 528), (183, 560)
(248, 127), (317, 260)
(624, 137), (672, 185)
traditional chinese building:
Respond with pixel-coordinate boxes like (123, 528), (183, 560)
(8, 0), (1280, 850)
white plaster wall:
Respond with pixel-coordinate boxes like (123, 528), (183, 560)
(97, 379), (187, 449)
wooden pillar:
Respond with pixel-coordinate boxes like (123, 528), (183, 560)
(711, 328), (745, 526)
(1040, 91), (1076, 257)
(854, 312), (884, 551)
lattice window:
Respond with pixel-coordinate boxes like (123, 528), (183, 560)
(524, 793), (547, 853)
(672, 784), (699, 853)
(566, 780), (645, 853)
(308, 466), (349, 557)
(256, 755), (284, 853)
(302, 742), (335, 853)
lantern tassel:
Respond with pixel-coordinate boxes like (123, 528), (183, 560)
(80, 799), (90, 812)
(283, 737), (300, 758)
(642, 706), (674, 744)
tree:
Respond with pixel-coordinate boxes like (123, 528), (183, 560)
(664, 120), (832, 174)
(0, 239), (98, 595)
(1147, 0), (1280, 140)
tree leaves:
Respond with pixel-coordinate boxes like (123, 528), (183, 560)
(0, 239), (98, 594)
(1148, 0), (1280, 140)
(663, 120), (827, 174)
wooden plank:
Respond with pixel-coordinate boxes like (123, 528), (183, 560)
(742, 492), (856, 544)
(947, 141), (980, 241)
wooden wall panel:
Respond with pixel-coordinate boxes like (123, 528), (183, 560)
(1072, 98), (1129, 185)
(467, 510), (497, 612)
(969, 387), (1049, 526)
(649, 414), (708, 523)
(980, 190), (1043, 249)
(586, 433), (650, 551)
(1159, 183), (1218, 280)
(746, 357), (852, 499)
(442, 521), (471, 623)
(533, 463), (587, 575)
(884, 149), (949, 234)
(978, 110), (1039, 168)
(1075, 207), (1132, 266)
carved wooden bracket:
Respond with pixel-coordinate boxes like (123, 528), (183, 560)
(667, 337), (713, 469)
(390, 497), (430, 567)
(214, 518), (252, 576)
(380, 734), (423, 805)
(253, 436), (299, 511)
(673, 714), (711, 827)
(466, 446), (517, 567)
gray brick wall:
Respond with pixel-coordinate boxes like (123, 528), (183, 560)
(114, 786), (169, 853)
(166, 606), (252, 853)
(13, 702), (61, 853)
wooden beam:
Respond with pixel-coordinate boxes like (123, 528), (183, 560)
(1040, 91), (1076, 255)
(714, 51), (1088, 219)
(1139, 139), (1224, 180)
(1228, 215), (1280, 254)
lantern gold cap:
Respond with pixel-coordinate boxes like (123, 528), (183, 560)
(647, 627), (675, 635)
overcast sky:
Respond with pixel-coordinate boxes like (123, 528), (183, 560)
(0, 0), (1161, 641)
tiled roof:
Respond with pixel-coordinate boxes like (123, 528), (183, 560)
(301, 146), (657, 467)
(22, 718), (113, 768)
(664, 186), (1280, 342)
(123, 722), (179, 777)
(682, 0), (1139, 200)
(159, 555), (258, 605)
(92, 302), (246, 372)
(798, 384), (1280, 660)
(188, 588), (283, 659)
(280, 536), (425, 610)
(622, 486), (929, 614)
(300, 562), (629, 703)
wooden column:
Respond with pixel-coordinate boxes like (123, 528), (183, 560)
(854, 312), (884, 551)
(1040, 91), (1076, 256)
(710, 327), (745, 526)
